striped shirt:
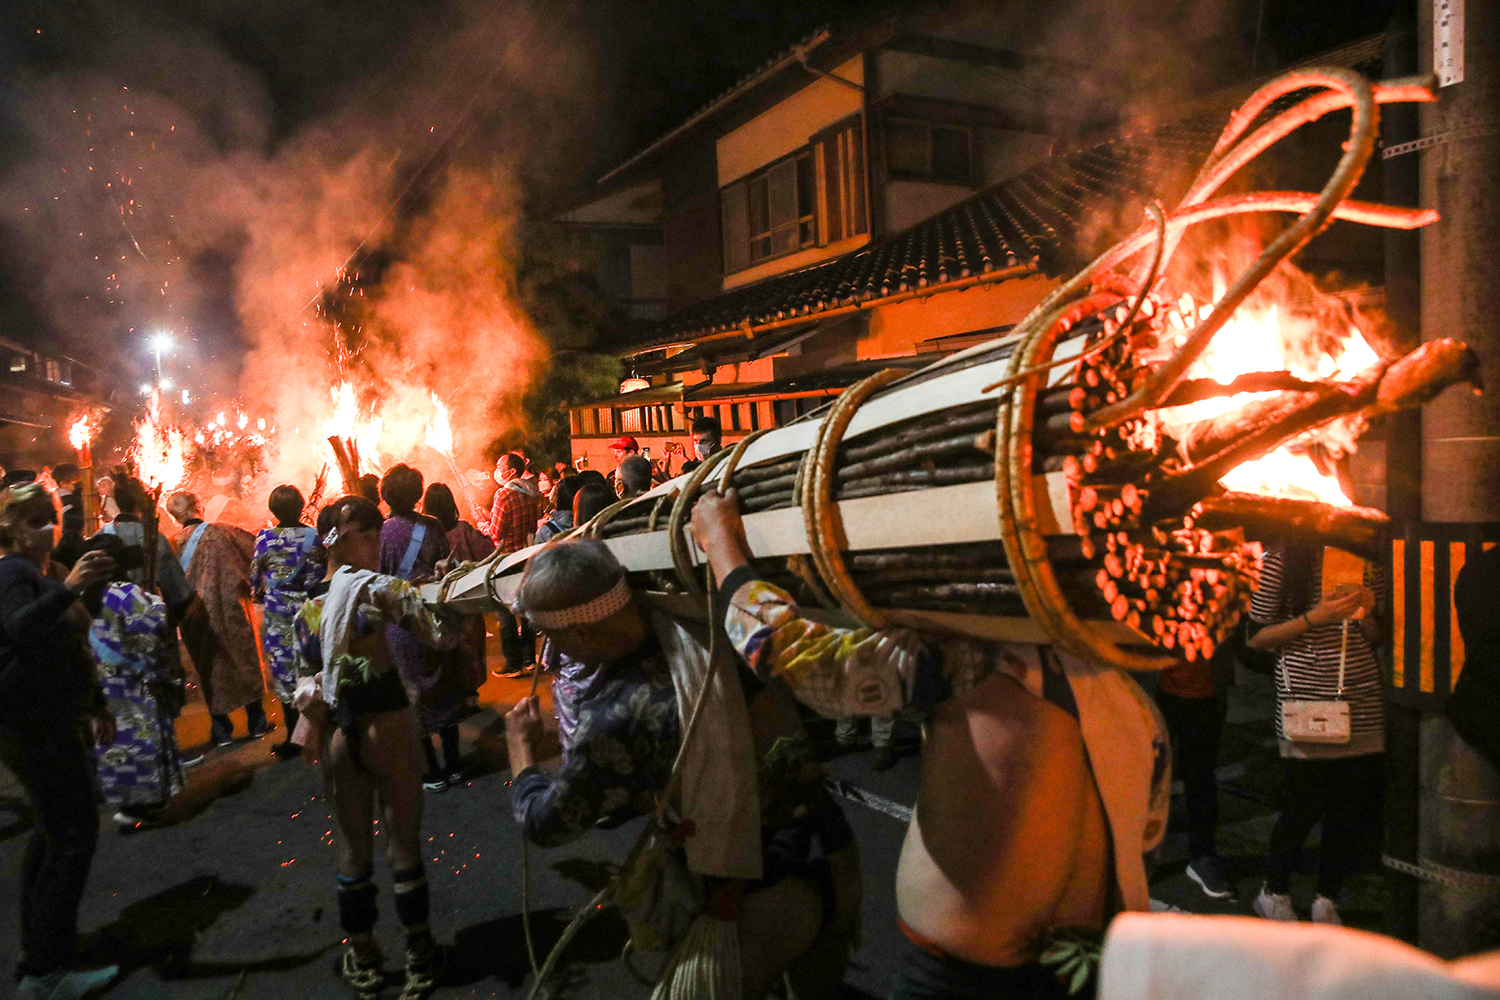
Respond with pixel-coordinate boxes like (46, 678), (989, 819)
(1249, 543), (1385, 759)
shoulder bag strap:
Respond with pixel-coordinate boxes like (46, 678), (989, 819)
(397, 522), (427, 579)
(178, 522), (209, 572)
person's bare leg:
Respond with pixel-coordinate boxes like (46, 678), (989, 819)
(327, 727), (382, 976)
(784, 843), (862, 999)
(738, 877), (823, 998)
(363, 708), (438, 994)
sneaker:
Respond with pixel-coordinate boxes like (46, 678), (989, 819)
(870, 745), (899, 771)
(446, 770), (465, 786)
(17, 964), (119, 999)
(271, 740), (300, 760)
(1185, 855), (1235, 899)
(179, 752), (206, 769)
(1253, 885), (1297, 921)
(249, 719), (275, 739)
(1311, 895), (1342, 925)
(214, 735), (235, 748)
(337, 945), (385, 999)
(421, 774), (449, 792)
(398, 944), (444, 1000)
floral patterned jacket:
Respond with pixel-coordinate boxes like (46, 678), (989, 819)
(292, 571), (456, 691)
(512, 638), (680, 848)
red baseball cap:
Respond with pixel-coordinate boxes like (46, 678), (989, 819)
(609, 436), (639, 452)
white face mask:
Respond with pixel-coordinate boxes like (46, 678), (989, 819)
(493, 468), (506, 486)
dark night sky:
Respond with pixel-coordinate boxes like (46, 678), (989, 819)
(0, 0), (1400, 387)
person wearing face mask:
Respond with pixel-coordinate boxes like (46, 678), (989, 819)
(291, 496), (461, 1000)
(680, 416), (722, 474)
(480, 453), (539, 679)
(0, 482), (121, 1000)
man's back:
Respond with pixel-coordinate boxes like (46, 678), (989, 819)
(897, 671), (1109, 966)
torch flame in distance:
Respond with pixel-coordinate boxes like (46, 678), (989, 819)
(1152, 286), (1380, 506)
(131, 389), (188, 491)
(68, 415), (92, 452)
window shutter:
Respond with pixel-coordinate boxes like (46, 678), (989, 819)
(721, 180), (750, 274)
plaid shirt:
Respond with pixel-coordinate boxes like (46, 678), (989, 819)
(487, 481), (539, 555)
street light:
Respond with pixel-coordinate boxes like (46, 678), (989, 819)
(150, 331), (173, 385)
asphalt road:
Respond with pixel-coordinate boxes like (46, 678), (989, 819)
(0, 635), (1386, 999)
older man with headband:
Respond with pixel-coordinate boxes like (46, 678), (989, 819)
(504, 538), (861, 998)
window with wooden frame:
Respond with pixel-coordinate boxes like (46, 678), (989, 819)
(885, 118), (975, 185)
(812, 115), (867, 244)
(721, 149), (818, 274)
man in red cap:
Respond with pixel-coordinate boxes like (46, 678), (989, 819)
(607, 436), (638, 495)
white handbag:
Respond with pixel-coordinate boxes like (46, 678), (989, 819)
(1280, 619), (1352, 744)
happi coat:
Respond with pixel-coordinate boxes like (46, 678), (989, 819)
(251, 524), (327, 703)
(172, 520), (264, 715)
(91, 581), (185, 807)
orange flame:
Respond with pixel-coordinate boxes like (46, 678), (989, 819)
(67, 415), (92, 452)
(131, 390), (188, 491)
(1154, 288), (1378, 506)
(321, 381), (384, 473)
(424, 393), (454, 455)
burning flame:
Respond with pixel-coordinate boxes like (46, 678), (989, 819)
(1154, 285), (1379, 506)
(68, 415), (93, 452)
(132, 390), (188, 491)
(424, 393), (454, 455)
(321, 381), (384, 473)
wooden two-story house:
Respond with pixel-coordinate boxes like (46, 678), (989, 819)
(556, 10), (1387, 476)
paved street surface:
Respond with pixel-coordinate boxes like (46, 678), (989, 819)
(0, 633), (1386, 999)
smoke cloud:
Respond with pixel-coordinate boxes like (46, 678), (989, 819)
(0, 0), (599, 493)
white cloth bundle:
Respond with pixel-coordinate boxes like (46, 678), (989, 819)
(1100, 913), (1500, 1000)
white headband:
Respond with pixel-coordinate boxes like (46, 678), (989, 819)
(525, 577), (631, 630)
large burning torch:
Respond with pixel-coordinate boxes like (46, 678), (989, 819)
(131, 389), (188, 593)
(68, 414), (100, 534)
(425, 394), (485, 524)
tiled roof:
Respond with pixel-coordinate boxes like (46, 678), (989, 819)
(621, 37), (1386, 356)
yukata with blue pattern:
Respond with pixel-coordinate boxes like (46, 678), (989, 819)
(251, 524), (327, 703)
(90, 581), (185, 808)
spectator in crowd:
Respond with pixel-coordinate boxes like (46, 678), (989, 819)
(1156, 643), (1237, 899)
(535, 476), (581, 544)
(167, 491), (269, 749)
(72, 533), (192, 830)
(483, 453), (540, 679)
(681, 415), (722, 474)
(1248, 542), (1387, 925)
(1, 469), (37, 488)
(357, 473), (382, 510)
(535, 468), (557, 518)
(572, 482), (616, 527)
(378, 466), (464, 792)
(834, 712), (899, 771)
(422, 482), (494, 703)
(1448, 543), (1500, 772)
(0, 482), (120, 999)
(51, 463), (84, 537)
(617, 455), (653, 501)
(291, 496), (459, 1000)
(95, 474), (120, 523)
(251, 485), (327, 759)
(98, 475), (193, 612)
